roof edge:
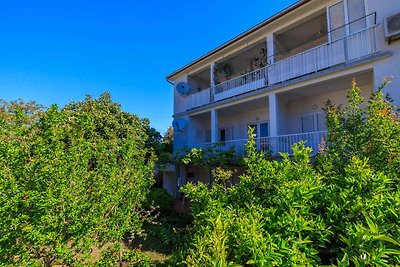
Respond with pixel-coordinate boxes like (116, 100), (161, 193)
(166, 0), (312, 80)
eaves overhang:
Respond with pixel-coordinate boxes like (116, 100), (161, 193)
(166, 0), (313, 81)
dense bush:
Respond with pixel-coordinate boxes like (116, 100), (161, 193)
(173, 81), (400, 266)
(0, 93), (155, 266)
(146, 188), (175, 213)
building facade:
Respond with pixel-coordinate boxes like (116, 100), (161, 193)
(165, 0), (400, 195)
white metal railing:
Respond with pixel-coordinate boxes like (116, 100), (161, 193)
(186, 25), (378, 110)
(187, 88), (210, 110)
(213, 67), (268, 101)
(191, 131), (327, 156)
(267, 131), (327, 156)
(269, 25), (378, 84)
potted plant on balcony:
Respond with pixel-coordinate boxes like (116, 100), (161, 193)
(216, 63), (234, 81)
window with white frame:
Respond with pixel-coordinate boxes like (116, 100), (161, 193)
(327, 0), (367, 41)
(248, 122), (269, 138)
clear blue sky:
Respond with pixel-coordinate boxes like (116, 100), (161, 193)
(0, 0), (297, 134)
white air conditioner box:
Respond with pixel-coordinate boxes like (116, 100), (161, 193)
(384, 12), (400, 41)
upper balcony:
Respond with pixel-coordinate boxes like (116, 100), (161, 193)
(183, 12), (379, 112)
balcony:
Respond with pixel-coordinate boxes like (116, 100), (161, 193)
(187, 24), (379, 110)
(192, 131), (327, 157)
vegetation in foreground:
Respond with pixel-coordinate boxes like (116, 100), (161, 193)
(1, 80), (399, 266)
(171, 81), (400, 266)
(0, 93), (156, 266)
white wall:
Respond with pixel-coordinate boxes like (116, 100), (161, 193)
(366, 0), (400, 103)
(219, 106), (269, 140)
(188, 115), (211, 146)
(282, 83), (372, 134)
(174, 76), (189, 115)
(173, 115), (189, 152)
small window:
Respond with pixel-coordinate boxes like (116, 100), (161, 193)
(220, 129), (226, 142)
(260, 123), (269, 137)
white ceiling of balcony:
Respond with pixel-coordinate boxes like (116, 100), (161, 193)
(191, 68), (210, 87)
(275, 12), (328, 57)
(279, 71), (373, 103)
(218, 96), (268, 116)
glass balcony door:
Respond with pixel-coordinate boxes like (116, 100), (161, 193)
(327, 0), (367, 41)
(301, 112), (326, 133)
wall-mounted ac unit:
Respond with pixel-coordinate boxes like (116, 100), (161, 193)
(384, 12), (400, 42)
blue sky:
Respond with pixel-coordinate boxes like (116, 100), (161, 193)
(0, 0), (297, 134)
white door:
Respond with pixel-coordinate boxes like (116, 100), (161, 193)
(327, 0), (367, 41)
(248, 122), (269, 137)
(301, 112), (326, 133)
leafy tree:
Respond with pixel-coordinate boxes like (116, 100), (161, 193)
(0, 93), (155, 266)
(317, 79), (400, 178)
(162, 126), (174, 153)
(316, 80), (400, 265)
(172, 81), (400, 266)
(143, 120), (163, 155)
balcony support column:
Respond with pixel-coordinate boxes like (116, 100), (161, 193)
(211, 109), (219, 143)
(210, 63), (216, 102)
(269, 93), (279, 137)
(266, 34), (275, 64)
(210, 63), (216, 86)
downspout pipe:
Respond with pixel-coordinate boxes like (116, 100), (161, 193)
(166, 77), (174, 85)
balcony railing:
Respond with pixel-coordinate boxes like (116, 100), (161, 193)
(187, 25), (378, 110)
(192, 131), (327, 156)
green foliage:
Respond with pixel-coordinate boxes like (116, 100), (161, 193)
(316, 80), (400, 266)
(95, 243), (152, 267)
(146, 188), (175, 213)
(317, 79), (400, 178)
(0, 93), (155, 266)
(173, 143), (238, 168)
(173, 81), (400, 266)
(145, 125), (174, 166)
(144, 213), (191, 253)
(179, 141), (327, 266)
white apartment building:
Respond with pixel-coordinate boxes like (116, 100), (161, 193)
(165, 0), (400, 195)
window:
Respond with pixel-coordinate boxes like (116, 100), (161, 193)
(348, 0), (367, 33)
(220, 129), (226, 144)
(220, 129), (226, 142)
(328, 0), (367, 41)
(260, 123), (269, 138)
(248, 122), (269, 137)
(328, 1), (346, 40)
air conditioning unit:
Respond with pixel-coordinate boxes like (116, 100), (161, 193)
(384, 12), (400, 42)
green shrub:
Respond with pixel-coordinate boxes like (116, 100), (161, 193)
(174, 81), (400, 266)
(95, 243), (152, 267)
(0, 93), (155, 266)
(146, 188), (175, 213)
